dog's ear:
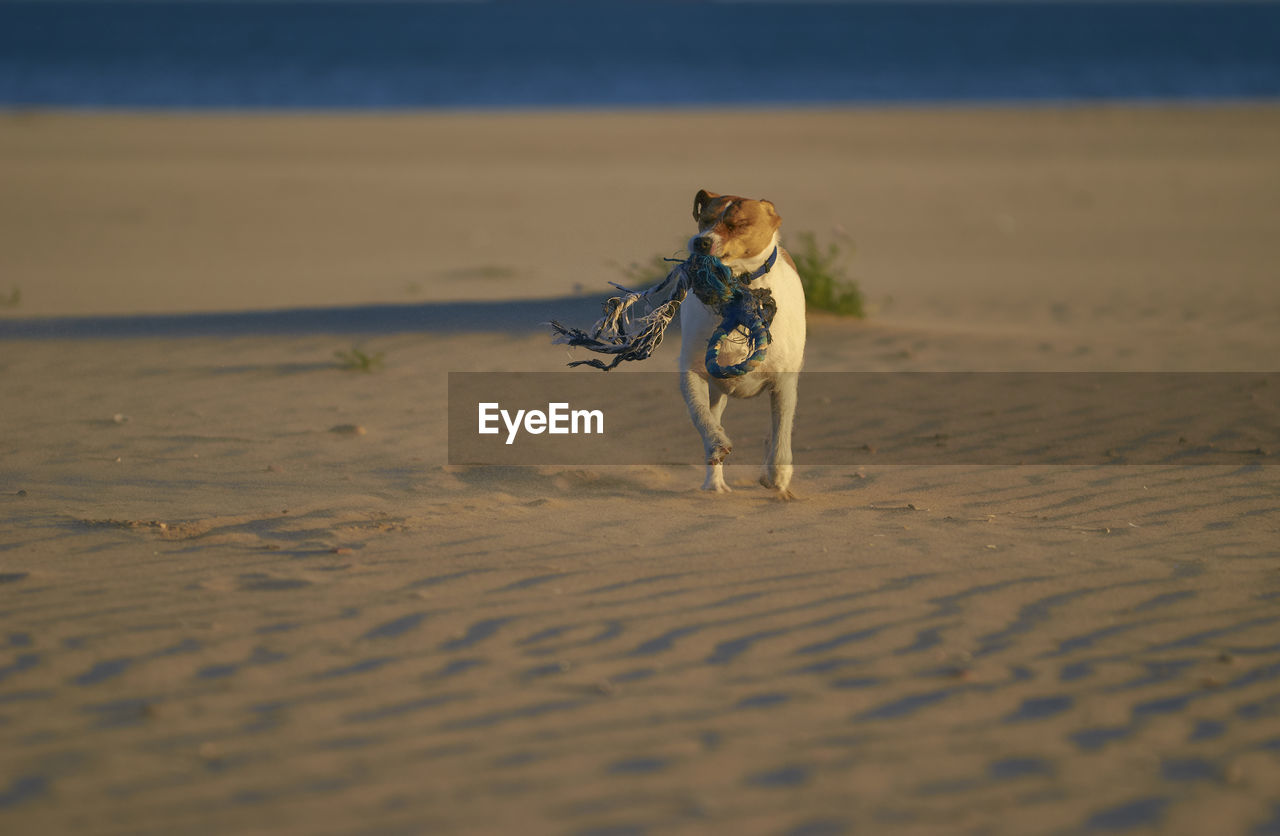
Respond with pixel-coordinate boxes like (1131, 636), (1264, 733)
(761, 199), (782, 228)
(693, 189), (719, 221)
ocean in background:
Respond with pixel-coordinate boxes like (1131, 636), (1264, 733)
(1, 1), (1279, 109)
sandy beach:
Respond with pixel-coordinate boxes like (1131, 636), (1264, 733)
(2, 106), (1280, 835)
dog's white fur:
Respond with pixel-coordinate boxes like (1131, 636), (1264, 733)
(678, 190), (806, 499)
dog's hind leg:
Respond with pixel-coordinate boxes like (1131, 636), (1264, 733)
(681, 370), (732, 493)
(761, 374), (798, 500)
(709, 385), (729, 425)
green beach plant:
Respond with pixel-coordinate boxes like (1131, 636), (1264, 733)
(334, 346), (385, 373)
(788, 231), (865, 318)
(0, 287), (20, 309)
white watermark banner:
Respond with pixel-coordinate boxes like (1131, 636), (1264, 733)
(447, 372), (1279, 466)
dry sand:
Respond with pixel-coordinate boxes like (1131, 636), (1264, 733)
(1, 106), (1279, 835)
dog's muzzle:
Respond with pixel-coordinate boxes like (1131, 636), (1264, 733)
(692, 235), (714, 254)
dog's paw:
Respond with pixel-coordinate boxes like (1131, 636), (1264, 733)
(760, 475), (797, 501)
(702, 468), (732, 493)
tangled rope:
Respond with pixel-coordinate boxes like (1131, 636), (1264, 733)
(549, 250), (776, 378)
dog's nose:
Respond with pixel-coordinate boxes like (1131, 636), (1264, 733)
(693, 236), (712, 254)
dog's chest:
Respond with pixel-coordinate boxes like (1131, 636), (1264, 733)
(679, 266), (806, 376)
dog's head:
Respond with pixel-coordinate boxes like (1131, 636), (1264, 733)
(689, 189), (781, 263)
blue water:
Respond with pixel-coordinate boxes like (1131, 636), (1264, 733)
(1, 2), (1278, 108)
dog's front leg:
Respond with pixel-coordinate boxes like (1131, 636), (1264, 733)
(761, 374), (798, 500)
(680, 370), (732, 493)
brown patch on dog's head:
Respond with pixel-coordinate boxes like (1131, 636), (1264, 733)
(692, 189), (721, 222)
(691, 189), (781, 262)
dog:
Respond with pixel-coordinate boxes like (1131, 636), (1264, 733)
(680, 189), (806, 499)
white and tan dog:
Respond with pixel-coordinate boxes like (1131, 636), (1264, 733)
(680, 189), (806, 499)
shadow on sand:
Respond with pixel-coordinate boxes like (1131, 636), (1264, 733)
(0, 295), (613, 340)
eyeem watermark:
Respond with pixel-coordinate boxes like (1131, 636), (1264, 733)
(451, 371), (1280, 465)
(478, 402), (605, 445)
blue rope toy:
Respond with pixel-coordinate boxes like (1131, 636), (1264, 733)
(550, 249), (777, 378)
